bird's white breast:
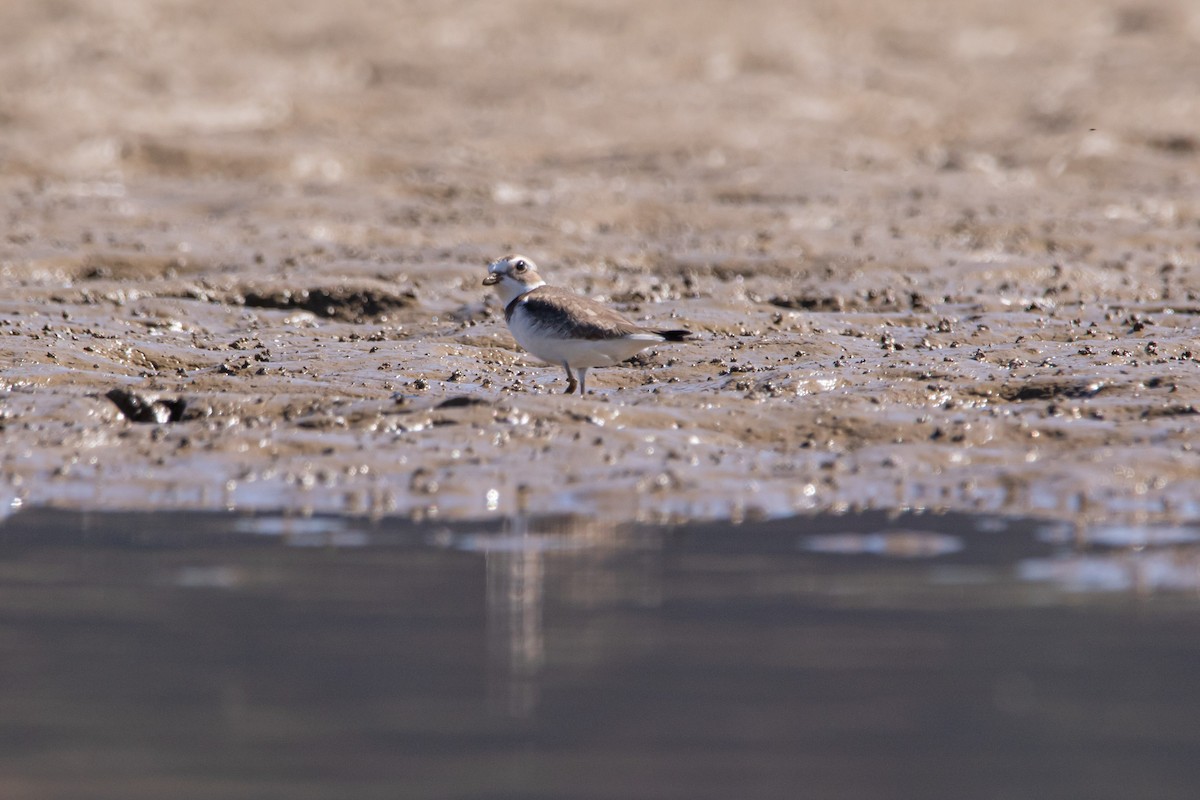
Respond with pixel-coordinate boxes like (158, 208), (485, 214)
(508, 303), (662, 368)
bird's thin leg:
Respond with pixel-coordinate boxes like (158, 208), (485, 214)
(562, 362), (578, 395)
(578, 368), (588, 396)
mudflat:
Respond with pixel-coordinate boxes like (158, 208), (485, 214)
(1, 0), (1198, 525)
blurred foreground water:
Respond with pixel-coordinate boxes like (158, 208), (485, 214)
(1, 508), (1199, 799)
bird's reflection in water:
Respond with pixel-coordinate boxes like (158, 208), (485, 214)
(485, 526), (544, 717)
(478, 492), (654, 718)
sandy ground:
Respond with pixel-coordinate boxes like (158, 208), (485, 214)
(1, 0), (1199, 526)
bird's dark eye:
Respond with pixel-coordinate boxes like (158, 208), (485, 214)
(513, 260), (527, 272)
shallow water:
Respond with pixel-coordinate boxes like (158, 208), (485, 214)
(2, 508), (1199, 799)
(4, 1), (1200, 527)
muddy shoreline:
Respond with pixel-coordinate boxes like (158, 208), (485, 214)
(2, 0), (1199, 529)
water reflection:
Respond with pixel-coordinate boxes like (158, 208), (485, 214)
(803, 530), (964, 557)
(439, 513), (652, 718)
(483, 524), (546, 718)
(1019, 549), (1200, 593)
(1, 508), (1200, 798)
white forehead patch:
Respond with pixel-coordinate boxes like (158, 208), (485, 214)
(489, 255), (531, 274)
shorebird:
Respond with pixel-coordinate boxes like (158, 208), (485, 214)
(482, 255), (691, 395)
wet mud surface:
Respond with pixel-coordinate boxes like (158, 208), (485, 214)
(2, 0), (1200, 527)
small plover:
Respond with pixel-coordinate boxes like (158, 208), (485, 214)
(482, 254), (691, 395)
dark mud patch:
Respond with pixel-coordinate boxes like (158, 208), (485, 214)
(237, 283), (417, 322)
(768, 288), (932, 313)
(435, 395), (491, 409)
(997, 378), (1111, 402)
(1141, 404), (1199, 419)
(1146, 134), (1198, 155)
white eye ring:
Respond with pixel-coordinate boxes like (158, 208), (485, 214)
(513, 260), (527, 272)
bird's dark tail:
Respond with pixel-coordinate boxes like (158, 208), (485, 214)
(655, 329), (692, 342)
